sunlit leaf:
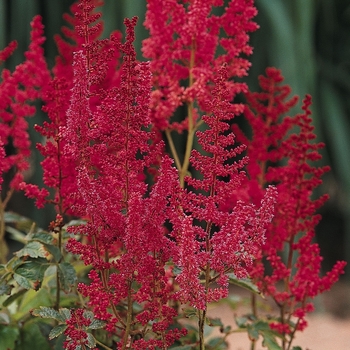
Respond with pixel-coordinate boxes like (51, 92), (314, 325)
(32, 306), (64, 322)
(16, 241), (48, 259)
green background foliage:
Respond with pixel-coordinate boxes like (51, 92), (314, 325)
(0, 0), (349, 276)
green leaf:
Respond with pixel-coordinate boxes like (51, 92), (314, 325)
(42, 244), (62, 263)
(32, 232), (54, 245)
(59, 308), (72, 321)
(2, 288), (27, 307)
(15, 288), (51, 321)
(292, 347), (302, 350)
(4, 212), (33, 233)
(206, 317), (223, 328)
(49, 324), (68, 340)
(83, 310), (95, 321)
(247, 324), (259, 341)
(58, 262), (77, 292)
(0, 324), (19, 350)
(32, 306), (65, 322)
(227, 273), (262, 296)
(206, 337), (227, 349)
(86, 333), (96, 348)
(183, 308), (198, 319)
(16, 241), (48, 259)
(235, 315), (248, 328)
(13, 260), (48, 290)
(88, 318), (106, 330)
(0, 280), (13, 296)
(262, 333), (282, 350)
(16, 319), (52, 350)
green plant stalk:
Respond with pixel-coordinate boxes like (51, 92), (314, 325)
(122, 281), (133, 350)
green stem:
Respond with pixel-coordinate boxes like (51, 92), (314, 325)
(122, 281), (133, 350)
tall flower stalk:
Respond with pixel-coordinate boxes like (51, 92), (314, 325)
(230, 68), (347, 349)
(0, 1), (346, 350)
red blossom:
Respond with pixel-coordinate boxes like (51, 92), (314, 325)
(230, 68), (347, 342)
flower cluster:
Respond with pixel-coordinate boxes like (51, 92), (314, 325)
(1, 1), (346, 350)
(0, 16), (49, 197)
(230, 67), (346, 344)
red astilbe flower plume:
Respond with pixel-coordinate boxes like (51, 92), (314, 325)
(143, 0), (258, 133)
(170, 65), (277, 310)
(22, 0), (122, 214)
(230, 68), (346, 346)
(64, 15), (185, 348)
(0, 16), (50, 206)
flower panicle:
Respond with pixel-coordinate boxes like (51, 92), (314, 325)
(232, 67), (347, 338)
(0, 15), (50, 204)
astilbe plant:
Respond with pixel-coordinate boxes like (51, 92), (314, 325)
(0, 15), (50, 263)
(229, 67), (347, 349)
(0, 1), (346, 350)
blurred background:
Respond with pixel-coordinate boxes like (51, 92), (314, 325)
(1, 0), (349, 292)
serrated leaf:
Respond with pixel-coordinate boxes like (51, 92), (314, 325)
(13, 273), (33, 289)
(83, 310), (95, 321)
(16, 241), (48, 259)
(59, 308), (72, 321)
(58, 262), (77, 292)
(32, 232), (54, 245)
(49, 324), (68, 339)
(88, 318), (105, 330)
(13, 260), (49, 290)
(32, 306), (64, 322)
(2, 288), (27, 307)
(86, 333), (96, 348)
(228, 273), (262, 296)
